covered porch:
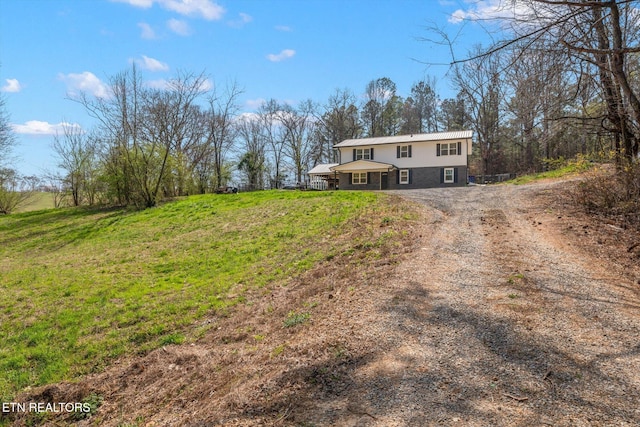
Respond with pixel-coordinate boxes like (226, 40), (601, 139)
(308, 163), (339, 190)
(329, 160), (397, 190)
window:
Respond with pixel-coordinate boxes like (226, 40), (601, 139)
(352, 172), (367, 184)
(399, 169), (409, 184)
(355, 148), (371, 160)
(438, 142), (460, 156)
(444, 168), (454, 183)
(398, 145), (411, 158)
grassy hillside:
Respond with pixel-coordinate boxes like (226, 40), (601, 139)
(0, 190), (412, 401)
(14, 192), (56, 213)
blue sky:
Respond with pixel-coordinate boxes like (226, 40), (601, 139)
(0, 0), (494, 176)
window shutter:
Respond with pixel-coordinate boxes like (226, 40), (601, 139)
(396, 170), (400, 184)
(436, 144), (441, 156)
(457, 141), (462, 155)
(353, 149), (356, 161)
(409, 145), (412, 158)
(367, 172), (371, 183)
(454, 168), (459, 183)
(370, 148), (374, 160)
(440, 168), (444, 183)
(408, 169), (413, 184)
(397, 146), (400, 158)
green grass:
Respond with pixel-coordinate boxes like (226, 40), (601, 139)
(283, 310), (311, 328)
(510, 156), (592, 185)
(14, 192), (56, 213)
(0, 190), (403, 401)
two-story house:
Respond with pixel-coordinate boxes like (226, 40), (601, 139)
(309, 131), (473, 190)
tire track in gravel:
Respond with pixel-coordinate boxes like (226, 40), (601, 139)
(352, 183), (640, 426)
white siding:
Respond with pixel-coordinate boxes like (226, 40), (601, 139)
(339, 139), (470, 168)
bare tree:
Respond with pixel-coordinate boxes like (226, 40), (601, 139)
(0, 92), (14, 168)
(361, 77), (399, 137)
(139, 71), (208, 205)
(408, 77), (441, 133)
(314, 88), (362, 164)
(236, 115), (266, 190)
(443, 0), (640, 162)
(0, 168), (38, 214)
(277, 99), (316, 184)
(201, 80), (242, 190)
(75, 66), (209, 207)
(503, 45), (569, 171)
(439, 94), (469, 131)
(42, 170), (68, 208)
(454, 47), (506, 175)
(52, 124), (98, 206)
(259, 99), (288, 188)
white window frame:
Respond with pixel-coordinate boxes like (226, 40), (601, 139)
(355, 148), (371, 160)
(399, 145), (409, 158)
(444, 168), (454, 183)
(399, 169), (409, 184)
(352, 172), (367, 185)
(440, 142), (457, 156)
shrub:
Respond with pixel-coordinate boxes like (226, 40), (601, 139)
(574, 162), (640, 229)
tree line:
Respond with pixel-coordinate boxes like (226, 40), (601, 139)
(446, 0), (640, 175)
(42, 68), (472, 209)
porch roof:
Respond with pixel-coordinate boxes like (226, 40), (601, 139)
(308, 163), (339, 175)
(329, 160), (396, 173)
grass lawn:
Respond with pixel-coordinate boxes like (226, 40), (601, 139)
(0, 190), (411, 401)
(14, 192), (56, 213)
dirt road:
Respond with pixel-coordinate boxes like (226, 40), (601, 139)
(16, 181), (640, 426)
(341, 182), (640, 426)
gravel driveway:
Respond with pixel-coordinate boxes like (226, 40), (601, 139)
(342, 182), (640, 426)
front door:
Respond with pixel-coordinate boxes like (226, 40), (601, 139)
(381, 172), (388, 190)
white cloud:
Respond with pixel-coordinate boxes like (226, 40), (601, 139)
(138, 22), (157, 39)
(111, 0), (154, 7)
(229, 12), (253, 28)
(236, 112), (260, 123)
(161, 0), (224, 20)
(266, 49), (296, 62)
(198, 78), (213, 92)
(448, 0), (531, 24)
(146, 77), (212, 92)
(112, 0), (224, 20)
(275, 25), (292, 32)
(1, 78), (23, 93)
(11, 121), (82, 136)
(58, 71), (109, 98)
(245, 98), (266, 110)
(146, 79), (170, 90)
(132, 55), (169, 71)
(167, 18), (192, 36)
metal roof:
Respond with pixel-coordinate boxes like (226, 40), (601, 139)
(333, 130), (473, 148)
(308, 163), (339, 175)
